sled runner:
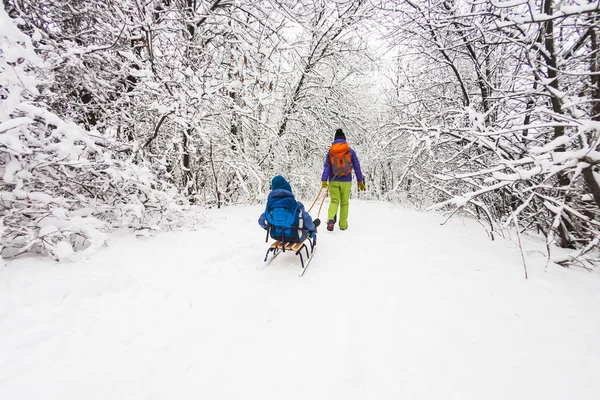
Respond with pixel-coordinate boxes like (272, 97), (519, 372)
(264, 235), (317, 277)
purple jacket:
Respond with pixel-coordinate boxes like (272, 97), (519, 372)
(321, 139), (363, 183)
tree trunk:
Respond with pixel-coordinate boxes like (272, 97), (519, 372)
(182, 128), (195, 203)
(543, 0), (574, 248)
(582, 25), (600, 210)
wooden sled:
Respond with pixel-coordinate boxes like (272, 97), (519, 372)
(263, 235), (317, 276)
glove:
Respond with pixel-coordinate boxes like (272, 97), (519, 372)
(358, 181), (365, 191)
(308, 231), (316, 238)
(321, 181), (328, 188)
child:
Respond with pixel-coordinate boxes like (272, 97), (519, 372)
(259, 175), (317, 242)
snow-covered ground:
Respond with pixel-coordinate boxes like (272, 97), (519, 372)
(2, 200), (600, 399)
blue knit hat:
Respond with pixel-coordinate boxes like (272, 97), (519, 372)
(271, 175), (292, 192)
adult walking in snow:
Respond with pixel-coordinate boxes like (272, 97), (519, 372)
(321, 128), (364, 231)
(259, 175), (316, 242)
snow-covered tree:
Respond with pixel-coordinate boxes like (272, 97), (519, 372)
(379, 0), (600, 268)
(1, 5), (181, 261)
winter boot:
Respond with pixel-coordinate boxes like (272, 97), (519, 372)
(327, 219), (335, 231)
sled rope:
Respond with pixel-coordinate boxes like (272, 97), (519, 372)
(307, 186), (323, 213)
(313, 188), (328, 234)
(317, 188), (328, 220)
(306, 186), (328, 234)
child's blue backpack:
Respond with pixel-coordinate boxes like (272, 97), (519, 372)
(265, 196), (303, 242)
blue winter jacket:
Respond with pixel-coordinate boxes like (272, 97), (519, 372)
(321, 139), (364, 183)
(258, 189), (316, 242)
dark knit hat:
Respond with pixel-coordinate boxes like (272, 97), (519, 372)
(334, 128), (346, 141)
(271, 175), (292, 193)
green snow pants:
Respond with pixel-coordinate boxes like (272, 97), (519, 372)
(327, 181), (352, 229)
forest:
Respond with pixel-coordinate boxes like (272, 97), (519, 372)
(1, 0), (599, 269)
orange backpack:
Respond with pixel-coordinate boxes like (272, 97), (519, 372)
(329, 142), (353, 177)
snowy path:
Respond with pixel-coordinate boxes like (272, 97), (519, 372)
(2, 200), (600, 399)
